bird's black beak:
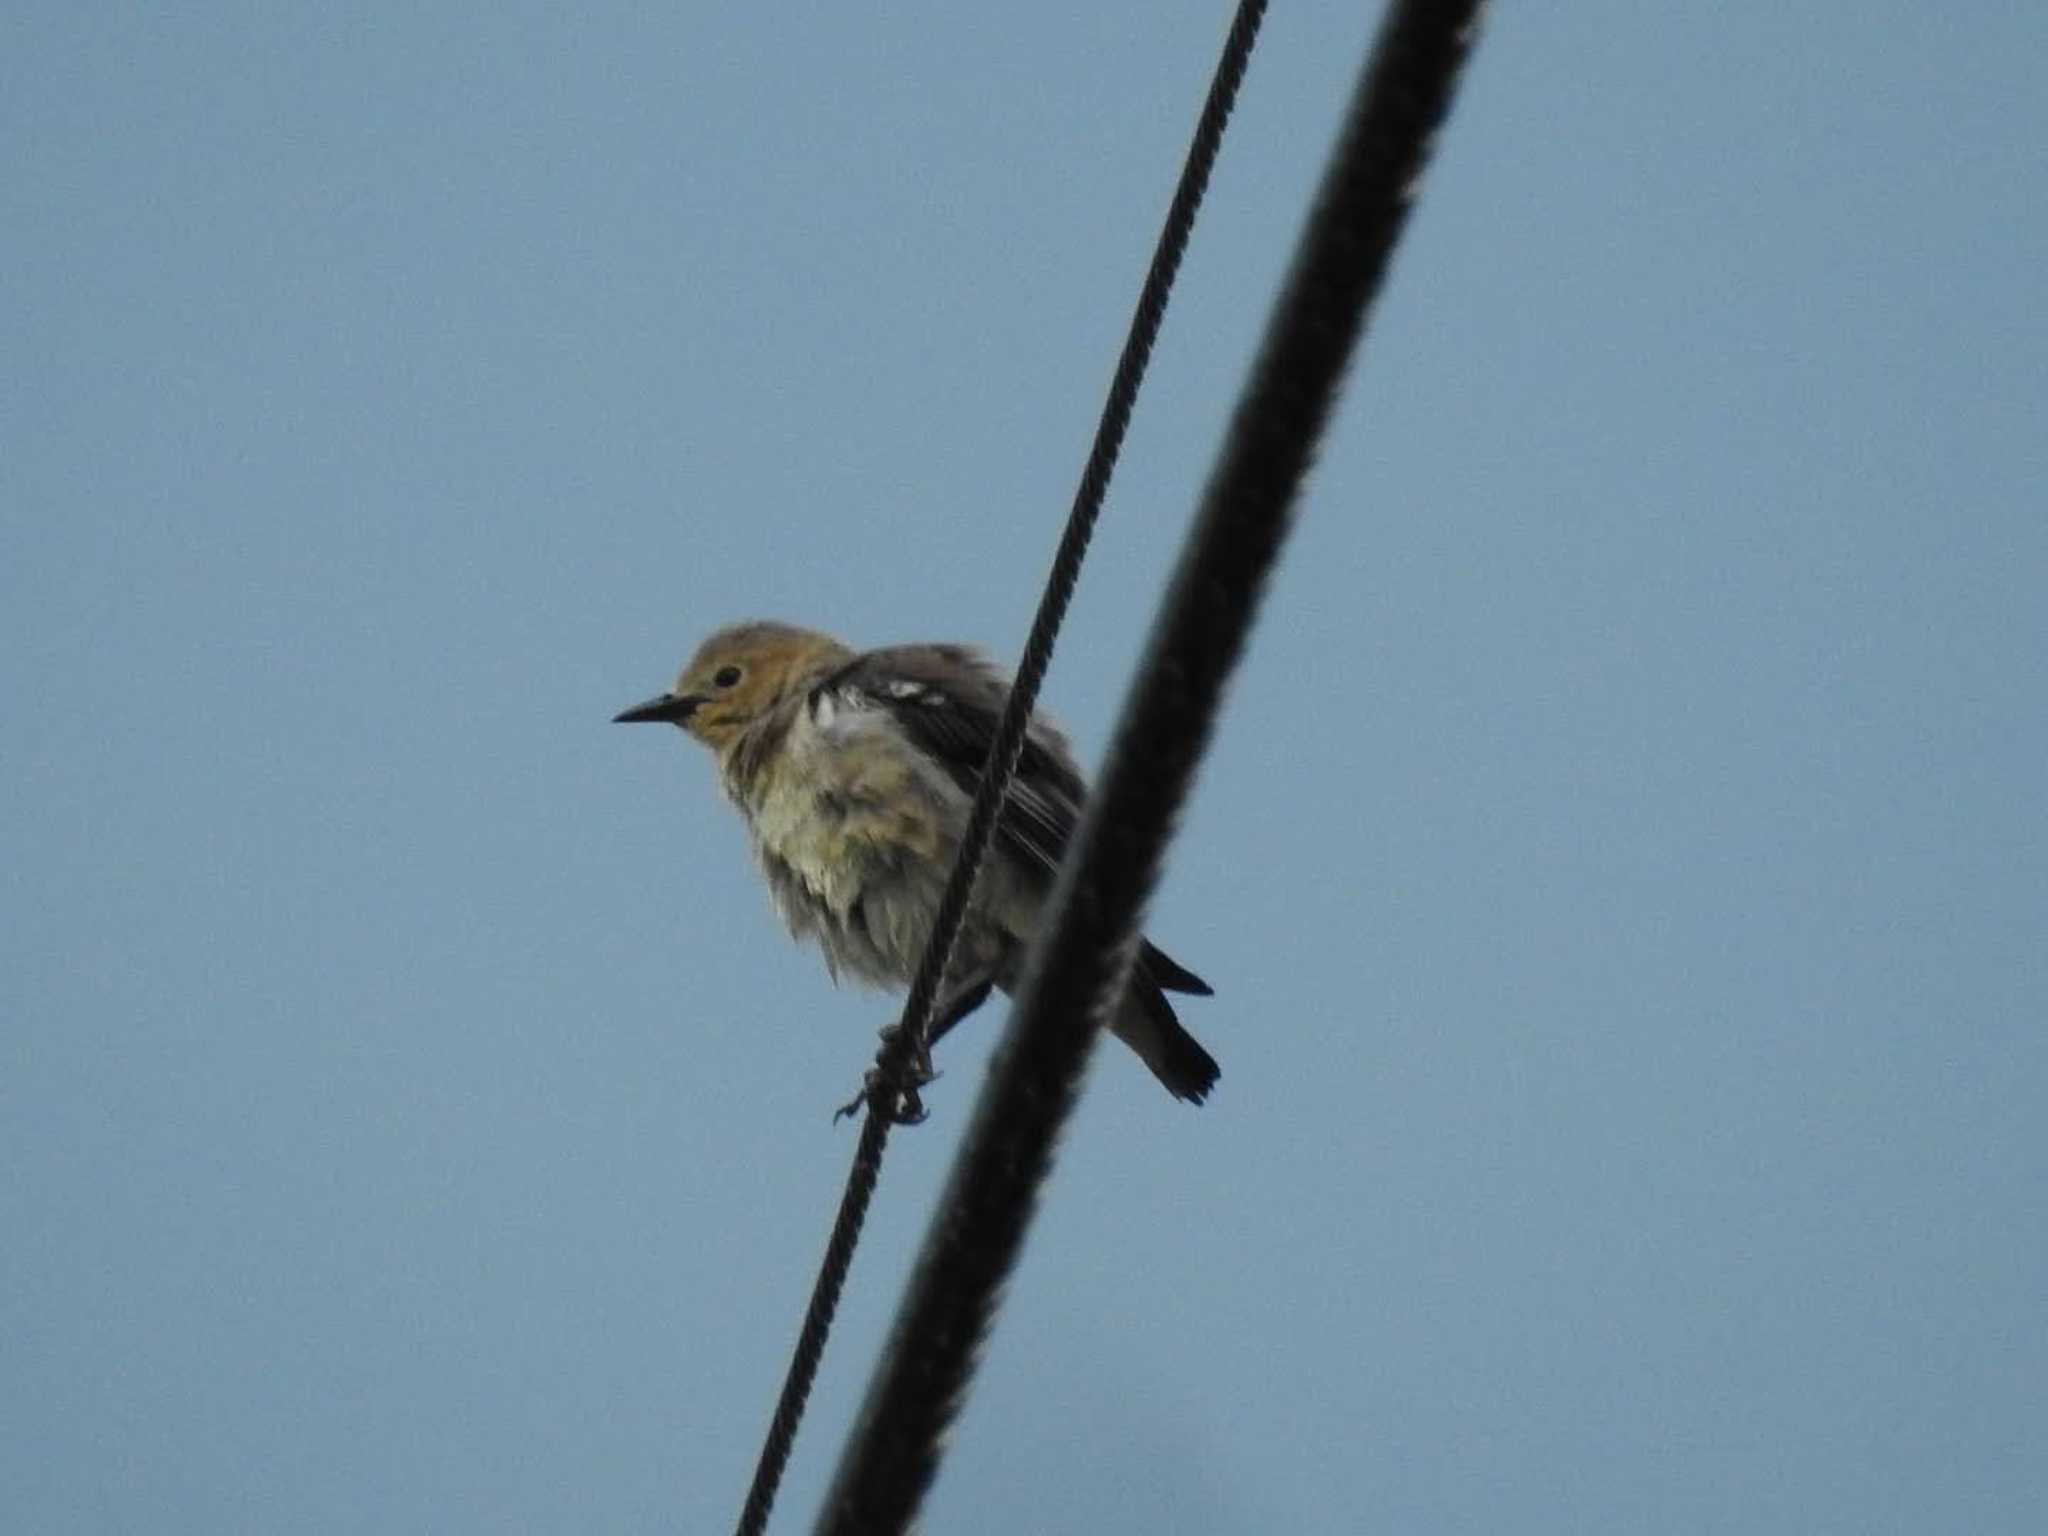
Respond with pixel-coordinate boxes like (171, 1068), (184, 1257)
(612, 692), (702, 725)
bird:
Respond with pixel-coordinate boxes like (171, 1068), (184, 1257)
(614, 620), (1219, 1108)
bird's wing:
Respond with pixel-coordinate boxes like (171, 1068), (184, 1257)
(812, 645), (1215, 1000)
(815, 645), (1085, 885)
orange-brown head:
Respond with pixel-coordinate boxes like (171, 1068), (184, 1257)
(613, 620), (852, 755)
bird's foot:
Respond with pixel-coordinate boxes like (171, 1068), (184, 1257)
(832, 1025), (939, 1125)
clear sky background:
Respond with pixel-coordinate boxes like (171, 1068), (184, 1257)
(5, 4), (2044, 1532)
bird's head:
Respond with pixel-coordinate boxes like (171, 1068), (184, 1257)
(614, 620), (849, 754)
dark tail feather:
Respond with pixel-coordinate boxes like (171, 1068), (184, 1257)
(1140, 939), (1213, 997)
(1113, 961), (1221, 1105)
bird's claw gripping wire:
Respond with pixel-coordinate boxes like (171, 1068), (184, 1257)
(833, 1024), (939, 1124)
(831, 973), (995, 1124)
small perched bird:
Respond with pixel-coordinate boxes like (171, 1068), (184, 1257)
(615, 621), (1220, 1105)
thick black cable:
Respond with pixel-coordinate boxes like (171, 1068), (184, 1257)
(730, 7), (1267, 1534)
(813, 4), (1486, 1532)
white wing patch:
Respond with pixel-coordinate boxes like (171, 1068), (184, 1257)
(808, 685), (884, 731)
(808, 675), (942, 736)
(804, 683), (897, 747)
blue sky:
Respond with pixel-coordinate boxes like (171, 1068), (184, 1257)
(5, 3), (2044, 1531)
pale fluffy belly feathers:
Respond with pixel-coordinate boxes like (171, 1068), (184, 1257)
(731, 705), (1025, 989)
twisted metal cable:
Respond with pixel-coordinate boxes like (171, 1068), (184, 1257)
(731, 7), (1268, 1533)
(815, 3), (1488, 1530)
(870, 0), (1270, 1123)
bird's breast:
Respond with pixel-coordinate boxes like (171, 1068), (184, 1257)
(736, 717), (958, 917)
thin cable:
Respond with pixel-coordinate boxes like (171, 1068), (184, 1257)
(873, 0), (1269, 1120)
(814, 4), (1486, 1531)
(731, 7), (1268, 1534)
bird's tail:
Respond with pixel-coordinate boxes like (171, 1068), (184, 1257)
(1112, 947), (1220, 1104)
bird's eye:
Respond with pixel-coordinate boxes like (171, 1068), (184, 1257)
(713, 665), (743, 689)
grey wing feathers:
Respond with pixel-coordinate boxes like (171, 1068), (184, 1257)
(819, 645), (1216, 1006)
(822, 646), (1087, 885)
